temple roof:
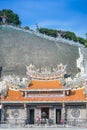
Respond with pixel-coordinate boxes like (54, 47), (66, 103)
(24, 80), (63, 90)
(2, 87), (86, 103)
(1, 78), (86, 103)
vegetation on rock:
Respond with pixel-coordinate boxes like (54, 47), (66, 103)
(0, 9), (87, 47)
(24, 26), (30, 30)
(38, 27), (87, 47)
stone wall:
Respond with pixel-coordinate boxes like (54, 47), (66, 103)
(5, 106), (26, 124)
(67, 108), (86, 120)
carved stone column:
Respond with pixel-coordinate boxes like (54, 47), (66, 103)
(49, 107), (56, 124)
(63, 91), (65, 96)
(25, 92), (27, 97)
(24, 104), (27, 119)
(61, 102), (65, 122)
(0, 104), (5, 122)
(35, 108), (41, 119)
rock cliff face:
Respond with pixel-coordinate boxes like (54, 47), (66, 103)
(0, 25), (84, 77)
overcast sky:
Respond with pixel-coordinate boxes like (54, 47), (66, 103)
(0, 0), (87, 38)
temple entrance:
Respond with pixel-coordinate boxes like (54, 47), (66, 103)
(41, 108), (49, 124)
(56, 109), (61, 124)
(41, 108), (49, 119)
(29, 109), (34, 124)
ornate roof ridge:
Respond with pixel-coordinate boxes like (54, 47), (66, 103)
(26, 63), (66, 80)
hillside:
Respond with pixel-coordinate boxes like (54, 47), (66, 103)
(0, 25), (83, 77)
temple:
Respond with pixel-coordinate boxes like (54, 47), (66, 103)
(0, 64), (87, 126)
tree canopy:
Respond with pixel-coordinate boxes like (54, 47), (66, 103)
(0, 9), (21, 25)
(38, 27), (87, 47)
(24, 26), (30, 30)
(38, 28), (58, 37)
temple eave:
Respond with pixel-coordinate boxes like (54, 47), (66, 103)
(20, 88), (71, 92)
(1, 100), (86, 104)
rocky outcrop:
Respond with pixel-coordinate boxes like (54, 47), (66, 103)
(0, 25), (82, 77)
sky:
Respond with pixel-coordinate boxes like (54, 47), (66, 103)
(0, 0), (87, 38)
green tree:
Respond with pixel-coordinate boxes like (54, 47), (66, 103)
(0, 9), (21, 25)
(85, 42), (87, 47)
(77, 37), (86, 45)
(38, 27), (87, 47)
(85, 34), (87, 47)
(64, 31), (78, 42)
(38, 28), (57, 37)
(85, 33), (87, 40)
(24, 26), (30, 30)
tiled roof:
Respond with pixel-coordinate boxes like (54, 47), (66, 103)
(25, 80), (63, 90)
(2, 87), (86, 102)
